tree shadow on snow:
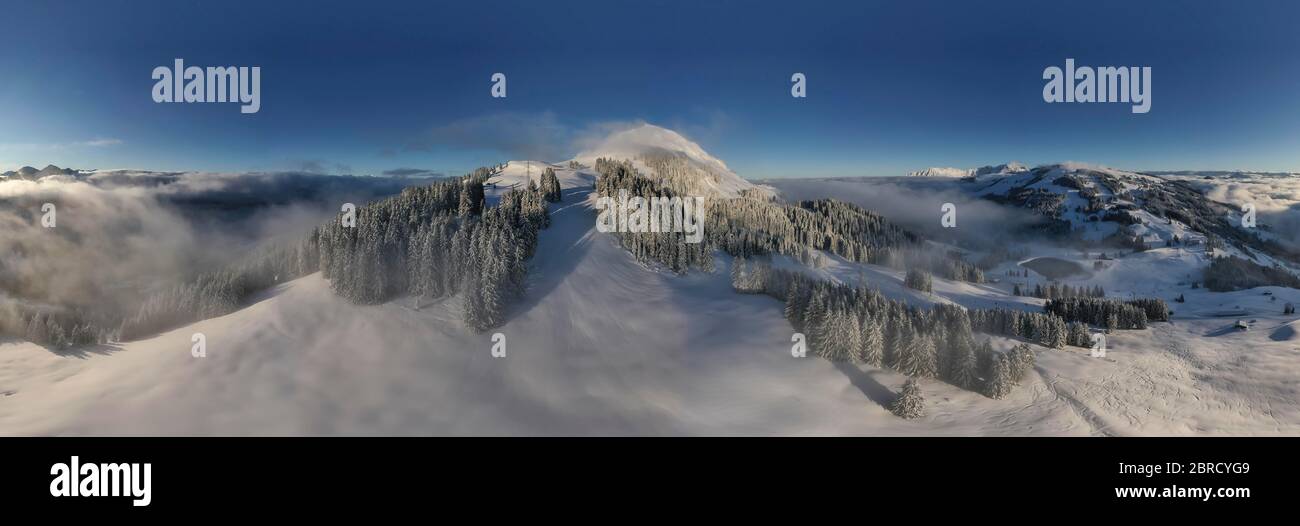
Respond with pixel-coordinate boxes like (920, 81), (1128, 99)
(49, 342), (126, 359)
(0, 335), (126, 359)
(1204, 324), (1249, 337)
(833, 361), (895, 409)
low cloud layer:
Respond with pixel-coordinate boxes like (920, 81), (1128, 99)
(0, 171), (418, 320)
(1188, 175), (1300, 248)
(763, 176), (1052, 249)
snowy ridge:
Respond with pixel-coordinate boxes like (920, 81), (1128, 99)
(972, 162), (1029, 177)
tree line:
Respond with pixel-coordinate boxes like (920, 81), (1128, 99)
(904, 269), (932, 293)
(1013, 282), (1105, 300)
(1042, 297), (1168, 331)
(0, 302), (111, 349)
(1202, 256), (1300, 292)
(966, 308), (1099, 348)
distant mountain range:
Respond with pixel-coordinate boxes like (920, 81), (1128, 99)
(907, 162), (1028, 178)
(0, 164), (80, 180)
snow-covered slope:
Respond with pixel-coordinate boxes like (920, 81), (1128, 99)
(4, 181), (1299, 435)
(488, 160), (595, 191)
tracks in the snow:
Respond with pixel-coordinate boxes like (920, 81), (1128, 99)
(1036, 366), (1120, 437)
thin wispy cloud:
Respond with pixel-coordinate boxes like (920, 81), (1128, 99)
(382, 167), (444, 178)
(402, 112), (726, 163)
(81, 138), (124, 147)
(290, 159), (354, 175)
(0, 138), (125, 150)
(404, 111), (571, 160)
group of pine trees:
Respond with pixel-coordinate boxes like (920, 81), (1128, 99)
(1124, 298), (1171, 322)
(1, 304), (109, 349)
(731, 257), (1035, 399)
(594, 158), (715, 273)
(1202, 256), (1300, 292)
(968, 307), (1070, 349)
(308, 168), (548, 332)
(984, 343), (1036, 399)
(540, 167), (562, 203)
(887, 248), (985, 283)
(1013, 282), (1105, 300)
(904, 269), (933, 293)
(1042, 297), (1162, 331)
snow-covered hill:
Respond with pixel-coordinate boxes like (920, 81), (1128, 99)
(968, 163), (1299, 270)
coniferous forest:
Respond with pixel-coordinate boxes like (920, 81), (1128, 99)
(731, 257), (1036, 400)
(19, 165), (553, 346)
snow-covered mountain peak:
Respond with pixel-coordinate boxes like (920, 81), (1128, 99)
(1, 164), (79, 181)
(907, 162), (1029, 178)
(907, 166), (973, 178)
(572, 123), (763, 198)
(972, 162), (1029, 177)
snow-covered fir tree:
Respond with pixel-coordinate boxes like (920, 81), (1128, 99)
(858, 316), (884, 366)
(891, 377), (926, 419)
(540, 167), (562, 202)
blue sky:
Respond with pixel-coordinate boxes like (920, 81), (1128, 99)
(2, 0), (1298, 178)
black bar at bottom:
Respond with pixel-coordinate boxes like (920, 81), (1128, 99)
(0, 437), (1288, 515)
